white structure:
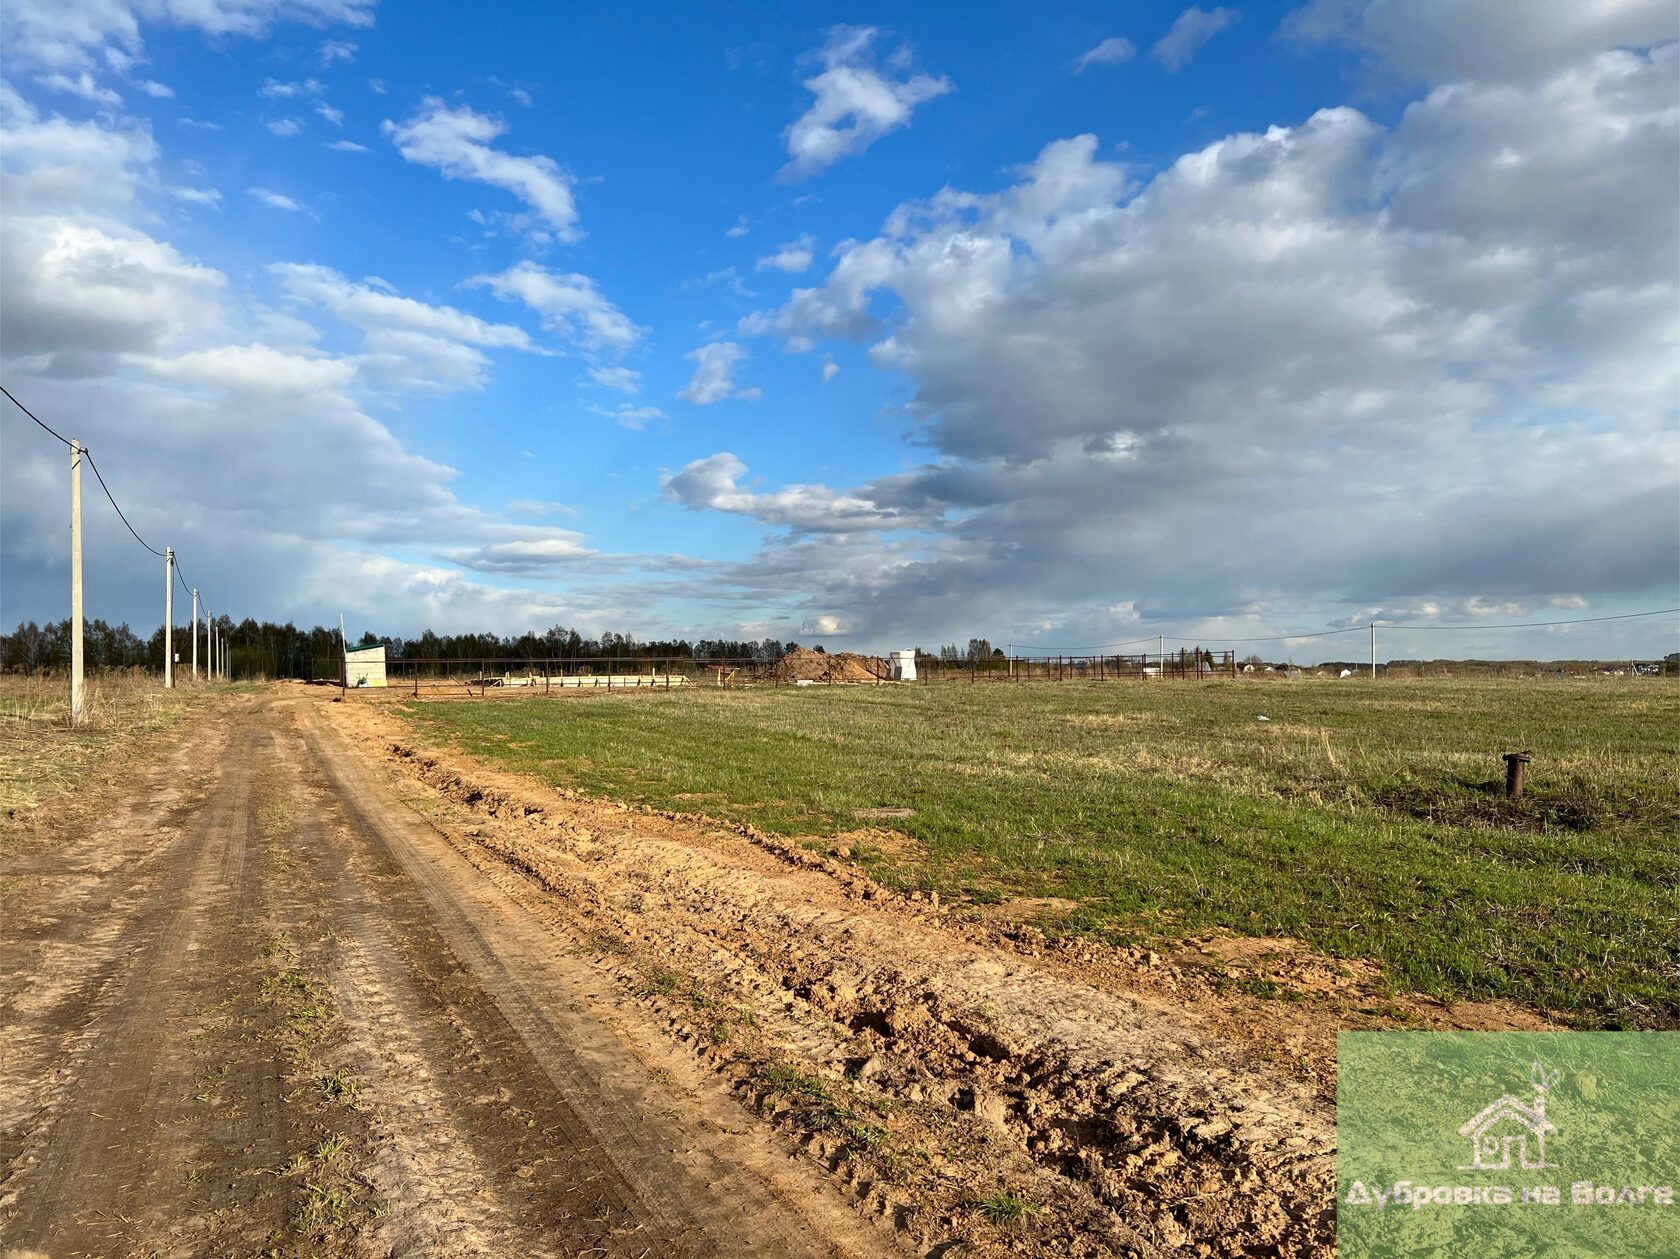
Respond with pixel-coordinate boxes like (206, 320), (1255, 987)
(889, 649), (917, 682)
(342, 644), (388, 688)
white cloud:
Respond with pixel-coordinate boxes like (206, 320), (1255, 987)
(169, 185), (222, 207)
(588, 364), (641, 393)
(1074, 37), (1137, 73)
(822, 352), (839, 382)
(266, 116), (303, 137)
(383, 99), (579, 239)
(1, 0), (376, 78)
(677, 341), (760, 405)
(367, 77), (386, 94)
(725, 214), (751, 238)
(1286, 0), (1677, 85)
(780, 26), (953, 180)
(323, 138), (367, 152)
(247, 186), (305, 212)
(142, 343), (355, 392)
(179, 117), (221, 130)
(466, 260), (642, 355)
(508, 499), (579, 518)
(756, 234), (816, 273)
(1153, 6), (1238, 71)
(721, 44), (1679, 642)
(588, 402), (667, 430)
(319, 38), (356, 64)
(663, 453), (928, 533)
(135, 78), (172, 97)
(39, 70), (122, 106)
(315, 102), (344, 126)
(261, 76), (324, 99)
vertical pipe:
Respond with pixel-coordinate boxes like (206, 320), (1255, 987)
(70, 440), (85, 724)
(164, 548), (174, 688)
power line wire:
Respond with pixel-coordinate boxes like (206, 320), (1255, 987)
(1, 384), (73, 447)
(83, 449), (166, 558)
(1384, 608), (1678, 630)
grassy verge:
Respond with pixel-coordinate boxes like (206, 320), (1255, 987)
(394, 677), (1678, 1027)
(0, 671), (200, 819)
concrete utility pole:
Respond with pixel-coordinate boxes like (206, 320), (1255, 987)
(1159, 634), (1165, 677)
(1370, 622), (1377, 680)
(191, 589), (199, 681)
(209, 616), (217, 684)
(70, 440), (85, 725)
(164, 548), (175, 688)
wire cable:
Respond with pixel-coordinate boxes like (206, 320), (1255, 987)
(83, 449), (166, 557)
(1384, 608), (1678, 630)
(1, 384), (74, 447)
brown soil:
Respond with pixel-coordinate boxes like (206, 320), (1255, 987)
(768, 649), (889, 684)
(0, 694), (886, 1257)
(2, 686), (1554, 1258)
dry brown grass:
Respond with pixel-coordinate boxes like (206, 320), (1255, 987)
(0, 670), (196, 818)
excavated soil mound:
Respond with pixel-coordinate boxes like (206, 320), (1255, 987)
(769, 648), (889, 684)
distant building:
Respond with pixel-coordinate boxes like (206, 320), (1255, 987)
(342, 643), (387, 688)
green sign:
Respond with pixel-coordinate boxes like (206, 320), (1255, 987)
(1338, 1033), (1678, 1258)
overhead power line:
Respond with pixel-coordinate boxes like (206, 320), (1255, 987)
(1, 384), (73, 447)
(1384, 608), (1678, 630)
(82, 449), (166, 558)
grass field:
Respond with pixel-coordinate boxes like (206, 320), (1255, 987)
(395, 677), (1678, 1028)
(0, 672), (196, 821)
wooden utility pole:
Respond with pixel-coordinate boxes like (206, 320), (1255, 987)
(164, 548), (174, 688)
(70, 440), (85, 724)
(191, 589), (199, 680)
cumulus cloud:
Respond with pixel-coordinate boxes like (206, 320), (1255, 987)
(721, 42), (1679, 644)
(1153, 6), (1238, 71)
(1287, 0), (1677, 84)
(466, 260), (642, 355)
(663, 453), (929, 533)
(273, 261), (534, 389)
(780, 26), (952, 180)
(142, 343), (356, 392)
(383, 98), (579, 239)
(677, 341), (760, 404)
(265, 116), (303, 136)
(1, 0), (375, 78)
(319, 38), (356, 64)
(39, 70), (122, 106)
(756, 234), (816, 273)
(1074, 37), (1137, 73)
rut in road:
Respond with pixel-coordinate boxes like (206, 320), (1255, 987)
(0, 695), (889, 1258)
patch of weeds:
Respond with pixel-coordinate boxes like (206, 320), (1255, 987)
(758, 1062), (833, 1102)
(316, 1069), (363, 1102)
(296, 1180), (353, 1230)
(978, 1192), (1039, 1224)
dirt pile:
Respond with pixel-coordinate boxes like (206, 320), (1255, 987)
(769, 647), (889, 684)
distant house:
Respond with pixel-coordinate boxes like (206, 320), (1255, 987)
(342, 644), (387, 688)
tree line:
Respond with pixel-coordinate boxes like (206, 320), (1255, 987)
(0, 618), (798, 680)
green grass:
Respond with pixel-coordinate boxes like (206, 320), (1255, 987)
(395, 677), (1679, 1027)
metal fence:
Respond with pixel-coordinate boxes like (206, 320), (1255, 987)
(368, 649), (1239, 696)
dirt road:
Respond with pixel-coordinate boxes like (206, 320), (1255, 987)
(0, 692), (889, 1257)
(3, 688), (1342, 1257)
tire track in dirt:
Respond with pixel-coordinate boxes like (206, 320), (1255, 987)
(1, 704), (298, 1254)
(3, 691), (889, 1258)
(284, 698), (888, 1258)
(345, 694), (1339, 1257)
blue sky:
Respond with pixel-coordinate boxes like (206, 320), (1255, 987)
(1, 1), (1677, 659)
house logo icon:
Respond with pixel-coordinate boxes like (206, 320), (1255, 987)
(1458, 1061), (1562, 1171)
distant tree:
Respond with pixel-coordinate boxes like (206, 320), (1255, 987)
(813, 644), (826, 654)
